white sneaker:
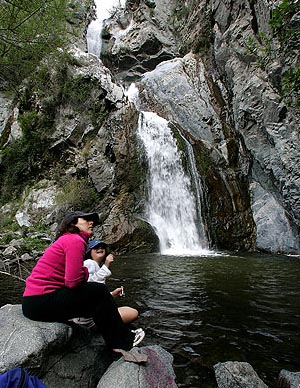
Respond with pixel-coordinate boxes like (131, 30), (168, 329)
(132, 328), (145, 347)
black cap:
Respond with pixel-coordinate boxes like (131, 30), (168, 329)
(63, 211), (100, 226)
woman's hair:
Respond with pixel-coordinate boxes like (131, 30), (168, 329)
(55, 216), (80, 240)
(84, 250), (93, 261)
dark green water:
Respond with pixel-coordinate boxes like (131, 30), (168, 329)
(1, 252), (300, 387)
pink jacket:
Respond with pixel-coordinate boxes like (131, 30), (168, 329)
(23, 232), (90, 296)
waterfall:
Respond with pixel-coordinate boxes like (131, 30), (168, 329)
(86, 0), (126, 57)
(136, 110), (210, 256)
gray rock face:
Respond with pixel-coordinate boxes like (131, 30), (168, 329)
(139, 54), (218, 143)
(101, 0), (179, 81)
(0, 92), (12, 137)
(0, 304), (110, 388)
(214, 361), (268, 388)
(123, 0), (300, 253)
(210, 0), (300, 252)
(250, 181), (300, 252)
(97, 345), (178, 388)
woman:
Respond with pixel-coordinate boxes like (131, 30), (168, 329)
(22, 211), (141, 350)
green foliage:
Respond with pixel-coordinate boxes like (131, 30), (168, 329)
(62, 76), (97, 108)
(244, 32), (274, 70)
(18, 236), (49, 254)
(0, 209), (19, 231)
(0, 110), (53, 204)
(269, 0), (300, 48)
(269, 0), (300, 106)
(282, 67), (300, 106)
(55, 177), (99, 211)
(0, 232), (17, 245)
(0, 0), (71, 89)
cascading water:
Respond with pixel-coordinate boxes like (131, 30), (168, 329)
(86, 0), (126, 57)
(137, 111), (210, 256)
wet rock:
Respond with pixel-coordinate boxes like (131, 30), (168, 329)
(277, 369), (300, 388)
(214, 361), (268, 388)
(250, 181), (300, 253)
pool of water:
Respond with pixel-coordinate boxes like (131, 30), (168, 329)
(1, 252), (300, 387)
(108, 252), (300, 387)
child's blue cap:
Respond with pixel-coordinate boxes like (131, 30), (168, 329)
(88, 239), (107, 250)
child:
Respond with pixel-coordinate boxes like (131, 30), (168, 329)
(84, 240), (139, 324)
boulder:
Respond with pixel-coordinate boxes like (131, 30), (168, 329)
(97, 345), (178, 388)
(101, 0), (179, 81)
(214, 361), (268, 388)
(250, 181), (300, 253)
(0, 304), (110, 388)
(277, 369), (300, 388)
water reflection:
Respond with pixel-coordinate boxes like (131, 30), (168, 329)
(1, 253), (300, 387)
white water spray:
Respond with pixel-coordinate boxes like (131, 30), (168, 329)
(137, 111), (210, 256)
(86, 0), (126, 57)
(127, 84), (210, 255)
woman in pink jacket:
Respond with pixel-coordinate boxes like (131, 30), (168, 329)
(22, 211), (137, 351)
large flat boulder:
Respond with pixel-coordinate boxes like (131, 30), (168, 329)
(97, 345), (178, 388)
(0, 304), (71, 373)
(0, 304), (110, 388)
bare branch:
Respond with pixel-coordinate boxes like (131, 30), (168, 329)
(0, 270), (26, 282)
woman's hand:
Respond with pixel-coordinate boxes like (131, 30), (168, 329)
(111, 287), (122, 298)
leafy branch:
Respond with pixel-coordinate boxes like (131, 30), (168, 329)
(0, 0), (71, 89)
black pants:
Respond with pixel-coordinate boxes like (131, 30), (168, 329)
(22, 282), (134, 350)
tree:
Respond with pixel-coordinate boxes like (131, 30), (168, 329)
(0, 0), (70, 90)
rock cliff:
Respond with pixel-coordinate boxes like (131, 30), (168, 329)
(0, 0), (299, 254)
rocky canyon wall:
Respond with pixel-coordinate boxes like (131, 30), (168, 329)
(0, 0), (299, 254)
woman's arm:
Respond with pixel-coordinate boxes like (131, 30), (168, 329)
(64, 235), (89, 288)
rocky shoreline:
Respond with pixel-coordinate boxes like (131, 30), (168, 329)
(1, 303), (299, 388)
